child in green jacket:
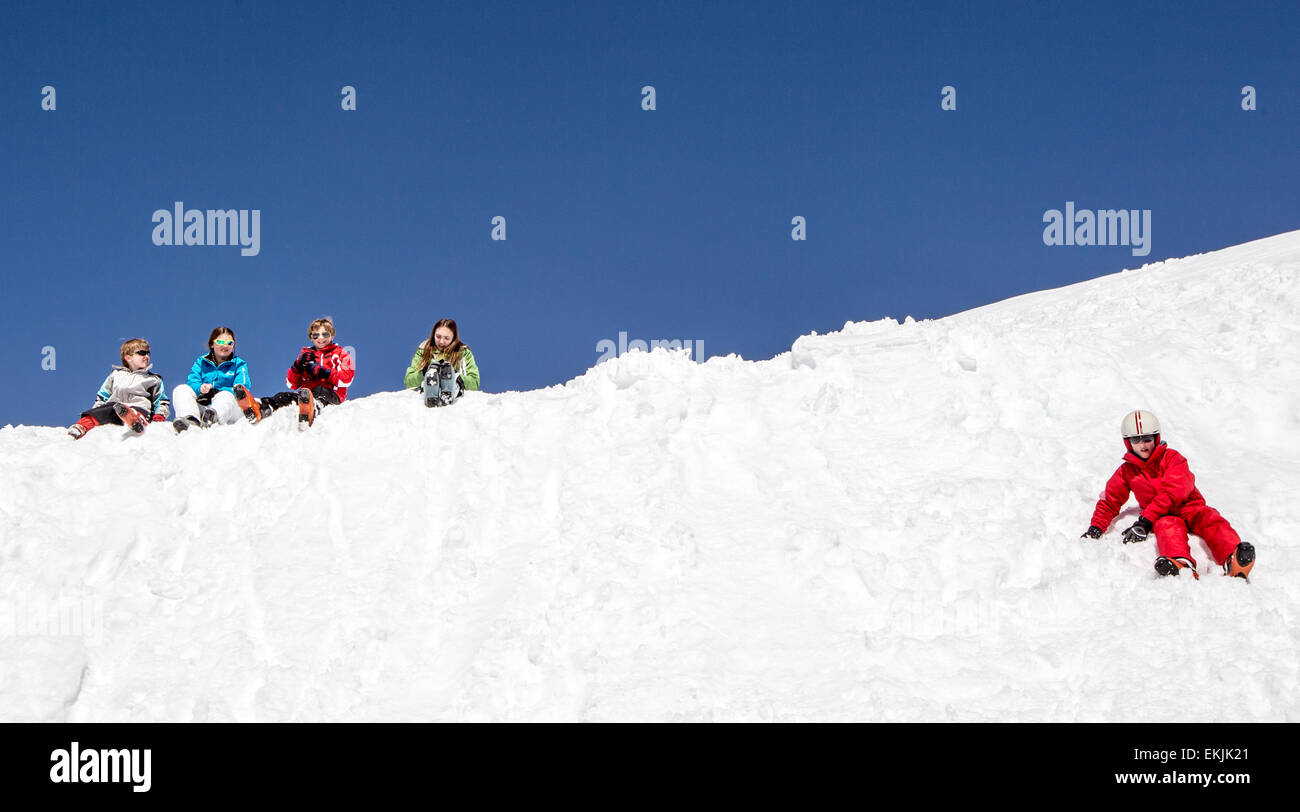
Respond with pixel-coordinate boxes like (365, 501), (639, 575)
(403, 319), (480, 405)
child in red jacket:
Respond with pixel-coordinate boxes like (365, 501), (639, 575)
(1082, 410), (1256, 580)
(233, 318), (355, 429)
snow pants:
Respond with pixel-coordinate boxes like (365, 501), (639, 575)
(74, 403), (129, 432)
(260, 386), (341, 414)
(172, 385), (242, 424)
(1153, 505), (1242, 567)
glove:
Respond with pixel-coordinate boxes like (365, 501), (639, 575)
(1081, 525), (1103, 539)
(309, 363), (330, 381)
(1121, 517), (1153, 544)
(151, 414), (166, 422)
(294, 350), (317, 372)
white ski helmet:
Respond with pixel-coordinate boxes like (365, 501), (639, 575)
(1121, 409), (1160, 439)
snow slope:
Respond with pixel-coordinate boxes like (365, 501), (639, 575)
(2, 232), (1298, 722)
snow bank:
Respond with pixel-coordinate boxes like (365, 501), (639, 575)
(3, 232), (1298, 721)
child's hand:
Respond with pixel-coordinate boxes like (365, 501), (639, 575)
(1121, 517), (1153, 544)
(200, 383), (213, 394)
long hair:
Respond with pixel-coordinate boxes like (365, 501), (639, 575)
(417, 318), (466, 370)
(207, 326), (236, 356)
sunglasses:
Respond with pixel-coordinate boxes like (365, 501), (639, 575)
(134, 349), (151, 356)
(1130, 434), (1156, 444)
(309, 332), (333, 339)
(213, 339), (234, 346)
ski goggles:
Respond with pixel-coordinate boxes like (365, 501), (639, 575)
(1129, 434), (1156, 444)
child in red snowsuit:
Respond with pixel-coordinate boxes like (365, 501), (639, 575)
(1082, 410), (1256, 579)
(233, 317), (355, 429)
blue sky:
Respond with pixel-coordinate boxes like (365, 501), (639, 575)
(3, 0), (1298, 427)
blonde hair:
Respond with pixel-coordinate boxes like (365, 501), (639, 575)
(120, 338), (150, 365)
(309, 318), (335, 339)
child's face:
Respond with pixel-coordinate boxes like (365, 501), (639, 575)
(212, 334), (235, 361)
(1130, 434), (1157, 459)
(309, 328), (333, 350)
(433, 327), (454, 349)
(125, 347), (151, 371)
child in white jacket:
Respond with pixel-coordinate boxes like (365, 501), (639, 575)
(67, 338), (170, 439)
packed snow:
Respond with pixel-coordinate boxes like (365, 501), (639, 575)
(2, 232), (1298, 722)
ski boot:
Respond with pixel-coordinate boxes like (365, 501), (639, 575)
(173, 416), (201, 433)
(200, 407), (219, 427)
(297, 388), (316, 430)
(1154, 556), (1199, 580)
(1223, 542), (1255, 580)
(423, 361), (459, 407)
(234, 385), (263, 424)
(113, 403), (147, 434)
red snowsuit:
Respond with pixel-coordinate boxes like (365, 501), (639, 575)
(286, 342), (356, 402)
(1090, 441), (1241, 567)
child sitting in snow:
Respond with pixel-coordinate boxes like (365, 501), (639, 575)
(234, 317), (355, 429)
(171, 326), (252, 432)
(67, 338), (171, 438)
(1081, 409), (1256, 580)
(402, 318), (480, 406)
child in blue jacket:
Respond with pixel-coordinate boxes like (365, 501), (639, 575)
(171, 326), (252, 431)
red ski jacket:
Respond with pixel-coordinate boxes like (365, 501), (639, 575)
(1090, 443), (1208, 530)
(286, 343), (356, 402)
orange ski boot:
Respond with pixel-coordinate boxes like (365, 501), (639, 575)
(113, 403), (147, 434)
(1223, 542), (1255, 580)
(234, 385), (264, 424)
(297, 388), (316, 430)
(1154, 556), (1199, 580)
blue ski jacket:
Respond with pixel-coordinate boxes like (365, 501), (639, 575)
(184, 353), (252, 395)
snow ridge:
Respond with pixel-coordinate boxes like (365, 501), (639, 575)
(3, 232), (1298, 721)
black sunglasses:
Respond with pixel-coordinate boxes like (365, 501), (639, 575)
(309, 332), (332, 339)
(134, 349), (151, 356)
